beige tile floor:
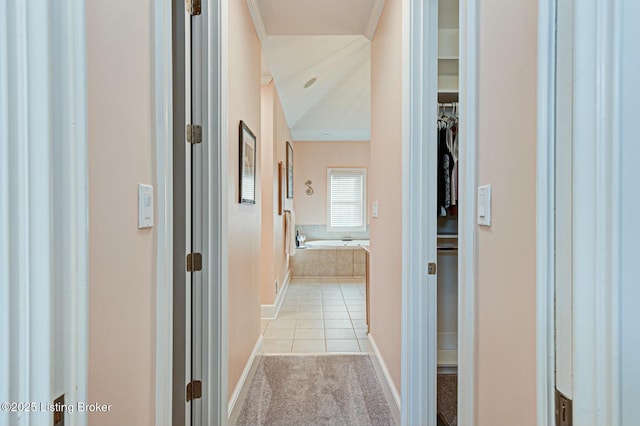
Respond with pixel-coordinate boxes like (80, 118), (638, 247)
(261, 277), (369, 354)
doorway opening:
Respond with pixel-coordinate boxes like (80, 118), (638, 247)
(156, 2), (480, 422)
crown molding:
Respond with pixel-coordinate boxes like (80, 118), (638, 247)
(246, 0), (267, 41)
(365, 0), (385, 40)
(261, 74), (273, 85)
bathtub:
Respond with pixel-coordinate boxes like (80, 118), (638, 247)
(291, 240), (369, 277)
(304, 239), (369, 249)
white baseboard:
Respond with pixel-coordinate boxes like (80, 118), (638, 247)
(368, 333), (401, 424)
(228, 335), (263, 422)
(261, 270), (291, 319)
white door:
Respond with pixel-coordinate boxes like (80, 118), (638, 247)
(173, 2), (205, 424)
(186, 2), (205, 424)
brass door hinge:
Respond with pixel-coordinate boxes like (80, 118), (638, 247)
(186, 253), (202, 272)
(186, 380), (202, 402)
(186, 0), (201, 16)
(187, 124), (202, 144)
(427, 262), (437, 275)
(53, 394), (65, 425)
(555, 390), (572, 426)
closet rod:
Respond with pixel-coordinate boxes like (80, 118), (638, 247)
(437, 247), (458, 251)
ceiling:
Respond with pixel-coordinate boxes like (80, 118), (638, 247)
(248, 0), (385, 141)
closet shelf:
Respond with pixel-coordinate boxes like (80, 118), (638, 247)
(437, 349), (458, 368)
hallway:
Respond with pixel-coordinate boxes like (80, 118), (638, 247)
(261, 278), (369, 354)
(4, 0), (640, 424)
(235, 278), (395, 424)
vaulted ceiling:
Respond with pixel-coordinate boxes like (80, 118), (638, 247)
(248, 0), (385, 141)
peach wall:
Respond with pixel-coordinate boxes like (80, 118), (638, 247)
(369, 0), (403, 395)
(260, 84), (276, 304)
(227, 0), (262, 398)
(475, 0), (538, 424)
(273, 89), (291, 295)
(293, 141), (371, 225)
(260, 83), (292, 305)
(86, 0), (155, 424)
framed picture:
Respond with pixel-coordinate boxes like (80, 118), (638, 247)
(286, 141), (294, 199)
(278, 161), (285, 215)
(239, 121), (256, 204)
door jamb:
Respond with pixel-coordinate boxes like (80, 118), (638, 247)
(536, 0), (556, 424)
(206, 0), (229, 423)
(457, 0), (479, 424)
(153, 0), (174, 424)
(536, 0), (623, 424)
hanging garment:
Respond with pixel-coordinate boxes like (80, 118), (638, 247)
(448, 123), (459, 207)
(437, 127), (453, 216)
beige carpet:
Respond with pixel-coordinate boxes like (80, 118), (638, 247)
(235, 354), (394, 425)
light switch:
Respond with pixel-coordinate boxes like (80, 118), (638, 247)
(138, 184), (154, 229)
(371, 201), (379, 218)
(477, 185), (492, 226)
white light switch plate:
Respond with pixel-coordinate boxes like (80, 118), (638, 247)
(138, 184), (154, 229)
(371, 201), (379, 218)
(477, 185), (492, 226)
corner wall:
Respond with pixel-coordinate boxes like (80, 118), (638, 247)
(475, 0), (538, 424)
(86, 0), (156, 424)
(369, 0), (403, 395)
(260, 82), (292, 306)
(227, 0), (262, 398)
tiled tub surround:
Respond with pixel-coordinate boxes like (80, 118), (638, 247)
(261, 277), (368, 354)
(291, 245), (367, 277)
(295, 224), (370, 241)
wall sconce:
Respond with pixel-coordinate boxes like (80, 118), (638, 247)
(305, 180), (314, 195)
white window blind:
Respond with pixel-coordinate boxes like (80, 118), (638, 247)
(327, 168), (366, 231)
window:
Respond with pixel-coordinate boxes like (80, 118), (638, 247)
(327, 168), (367, 232)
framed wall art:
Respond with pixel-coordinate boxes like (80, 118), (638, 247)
(239, 121), (256, 204)
(278, 161), (285, 215)
(286, 141), (294, 199)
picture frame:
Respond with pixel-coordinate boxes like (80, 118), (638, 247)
(239, 121), (256, 204)
(286, 141), (294, 199)
(278, 161), (285, 215)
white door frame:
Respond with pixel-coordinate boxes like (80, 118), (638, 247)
(401, 0), (478, 424)
(537, 0), (623, 424)
(203, 0), (229, 423)
(400, 1), (439, 424)
(535, 0), (557, 423)
(457, 0), (479, 424)
(619, 2), (640, 423)
(0, 0), (88, 424)
(153, 0), (174, 423)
